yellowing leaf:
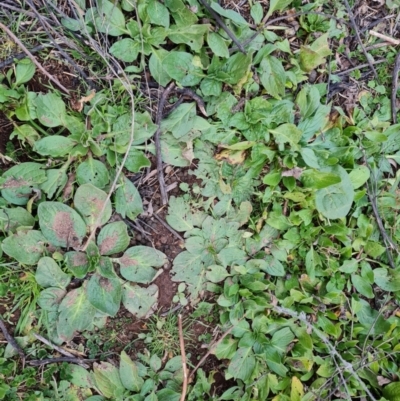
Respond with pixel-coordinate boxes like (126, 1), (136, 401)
(291, 376), (304, 401)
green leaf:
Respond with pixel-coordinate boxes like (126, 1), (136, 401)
(38, 202), (87, 248)
(93, 362), (125, 399)
(57, 287), (96, 342)
(168, 24), (209, 51)
(271, 327), (294, 354)
(40, 169), (68, 199)
(109, 38), (140, 62)
(117, 246), (167, 284)
(0, 162), (46, 205)
(206, 265), (230, 283)
(315, 166), (355, 219)
(215, 338), (238, 359)
(299, 33), (331, 72)
(269, 123), (302, 148)
(207, 33), (229, 58)
(0, 207), (35, 232)
(122, 283), (159, 318)
(76, 159), (110, 189)
(259, 56), (286, 99)
(34, 93), (67, 127)
(2, 230), (46, 265)
(63, 364), (96, 388)
(97, 221), (130, 256)
(161, 102), (197, 138)
(90, 0), (126, 36)
(301, 170), (341, 189)
(266, 0), (293, 19)
(14, 59), (35, 86)
(162, 51), (203, 86)
(74, 184), (112, 229)
(210, 2), (248, 25)
(250, 3), (263, 24)
(10, 124), (40, 146)
(65, 251), (89, 278)
(351, 275), (374, 299)
(119, 351), (144, 392)
(34, 136), (76, 157)
(115, 175), (143, 220)
(35, 257), (71, 288)
(348, 165), (370, 189)
(265, 348), (288, 376)
(383, 382), (400, 401)
(38, 287), (66, 311)
(160, 134), (191, 166)
(166, 196), (195, 231)
(227, 347), (255, 381)
(149, 48), (171, 86)
(86, 274), (122, 317)
(218, 53), (251, 85)
(148, 0), (170, 28)
(124, 149), (151, 173)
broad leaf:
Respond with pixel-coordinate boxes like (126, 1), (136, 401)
(76, 159), (110, 189)
(38, 202), (87, 248)
(115, 175), (143, 220)
(0, 162), (46, 205)
(86, 274), (122, 317)
(34, 136), (76, 157)
(117, 246), (167, 284)
(34, 93), (67, 127)
(97, 221), (130, 256)
(315, 166), (355, 219)
(259, 56), (286, 99)
(93, 362), (125, 399)
(2, 230), (46, 265)
(74, 184), (112, 228)
(119, 351), (144, 392)
(109, 38), (140, 62)
(38, 287), (66, 311)
(35, 257), (71, 288)
(122, 283), (159, 318)
(227, 347), (256, 381)
(0, 207), (35, 232)
(57, 287), (96, 342)
(64, 251), (89, 278)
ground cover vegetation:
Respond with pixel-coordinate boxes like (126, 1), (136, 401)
(1, 0), (400, 399)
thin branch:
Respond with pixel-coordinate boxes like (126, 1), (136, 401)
(188, 323), (236, 381)
(178, 314), (188, 401)
(153, 211), (184, 242)
(362, 152), (398, 268)
(154, 81), (176, 206)
(197, 0), (246, 54)
(336, 59), (387, 76)
(32, 333), (74, 358)
(343, 0), (379, 82)
(28, 357), (95, 367)
(0, 22), (70, 94)
(273, 305), (378, 401)
(0, 317), (25, 362)
(391, 52), (400, 124)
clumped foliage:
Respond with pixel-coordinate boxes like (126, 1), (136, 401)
(1, 0), (400, 400)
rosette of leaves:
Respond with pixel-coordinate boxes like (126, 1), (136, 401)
(167, 196), (285, 303)
(61, 351), (183, 399)
(0, 183), (165, 343)
(37, 216), (166, 342)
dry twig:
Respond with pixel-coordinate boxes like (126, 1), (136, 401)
(0, 318), (25, 362)
(28, 357), (95, 367)
(343, 0), (379, 82)
(369, 30), (400, 45)
(188, 323), (236, 381)
(32, 333), (75, 358)
(178, 314), (188, 401)
(153, 211), (184, 242)
(154, 81), (176, 206)
(392, 52), (400, 124)
(197, 0), (246, 54)
(0, 22), (70, 94)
